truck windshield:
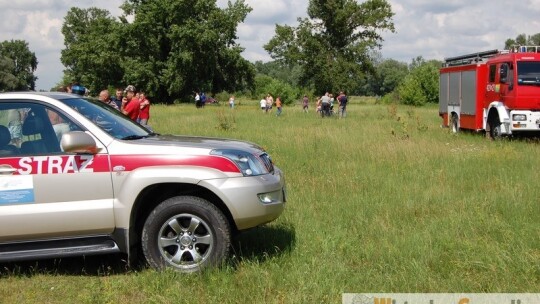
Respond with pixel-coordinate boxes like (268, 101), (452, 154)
(517, 62), (540, 85)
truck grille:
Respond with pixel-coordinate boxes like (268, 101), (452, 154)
(259, 153), (274, 174)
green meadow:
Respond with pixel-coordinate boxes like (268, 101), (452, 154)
(1, 98), (539, 303)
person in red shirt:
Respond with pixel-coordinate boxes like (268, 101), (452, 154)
(121, 85), (140, 121)
(138, 91), (151, 125)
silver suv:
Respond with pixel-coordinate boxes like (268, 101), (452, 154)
(0, 92), (286, 272)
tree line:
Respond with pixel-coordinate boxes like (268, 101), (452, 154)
(60, 0), (253, 103)
(1, 0), (537, 107)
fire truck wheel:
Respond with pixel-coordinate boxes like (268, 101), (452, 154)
(450, 114), (459, 133)
(141, 196), (231, 272)
(489, 119), (503, 139)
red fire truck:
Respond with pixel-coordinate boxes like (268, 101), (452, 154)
(439, 46), (540, 138)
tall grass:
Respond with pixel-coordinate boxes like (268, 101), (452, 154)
(1, 99), (539, 303)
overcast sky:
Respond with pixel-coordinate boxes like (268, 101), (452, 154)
(1, 0), (539, 91)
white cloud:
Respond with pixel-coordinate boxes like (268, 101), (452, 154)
(0, 10), (26, 34)
(0, 1), (70, 11)
(2, 0), (540, 91)
(22, 12), (63, 49)
(245, 1), (290, 24)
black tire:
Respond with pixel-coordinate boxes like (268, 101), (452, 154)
(141, 196), (230, 272)
(450, 114), (459, 133)
(489, 118), (503, 140)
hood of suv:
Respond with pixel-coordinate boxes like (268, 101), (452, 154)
(134, 134), (266, 153)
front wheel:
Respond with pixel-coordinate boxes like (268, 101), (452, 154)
(489, 118), (503, 140)
(142, 196), (230, 272)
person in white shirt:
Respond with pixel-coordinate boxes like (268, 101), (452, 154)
(260, 97), (267, 112)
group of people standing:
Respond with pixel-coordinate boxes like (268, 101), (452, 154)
(194, 91), (208, 108)
(313, 91), (348, 118)
(60, 83), (151, 126)
(256, 91), (347, 118)
(259, 93), (283, 116)
(98, 85), (151, 126)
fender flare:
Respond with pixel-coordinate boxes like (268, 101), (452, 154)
(113, 165), (240, 264)
(486, 101), (511, 134)
(114, 165), (237, 228)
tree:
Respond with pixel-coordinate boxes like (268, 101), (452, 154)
(253, 60), (303, 88)
(61, 7), (123, 93)
(253, 75), (299, 105)
(264, 0), (394, 95)
(504, 33), (540, 50)
(0, 56), (18, 92)
(0, 40), (38, 91)
(119, 0), (254, 102)
(60, 0), (254, 102)
(367, 58), (408, 96)
(397, 57), (440, 106)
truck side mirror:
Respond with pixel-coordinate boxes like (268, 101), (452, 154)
(500, 63), (508, 83)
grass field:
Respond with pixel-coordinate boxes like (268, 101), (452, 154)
(1, 98), (539, 303)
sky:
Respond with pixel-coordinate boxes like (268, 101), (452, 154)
(1, 0), (540, 91)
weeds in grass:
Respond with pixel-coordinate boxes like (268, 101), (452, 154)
(215, 108), (236, 131)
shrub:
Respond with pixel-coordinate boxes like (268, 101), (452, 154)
(253, 75), (300, 105)
(396, 60), (439, 106)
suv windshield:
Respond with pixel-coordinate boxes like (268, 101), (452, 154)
(61, 97), (152, 139)
(517, 61), (540, 85)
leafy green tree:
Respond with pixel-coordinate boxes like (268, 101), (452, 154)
(0, 56), (18, 92)
(253, 75), (299, 105)
(119, 0), (254, 102)
(264, 0), (394, 95)
(61, 7), (123, 93)
(253, 60), (303, 88)
(61, 1), (254, 102)
(0, 40), (38, 91)
(397, 57), (440, 106)
(504, 33), (540, 49)
(529, 33), (540, 46)
(368, 58), (408, 96)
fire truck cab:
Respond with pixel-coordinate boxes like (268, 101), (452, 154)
(439, 46), (540, 138)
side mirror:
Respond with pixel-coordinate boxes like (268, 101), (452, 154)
(500, 63), (509, 83)
(60, 131), (100, 154)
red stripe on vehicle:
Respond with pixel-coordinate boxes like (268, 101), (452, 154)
(0, 155), (109, 175)
(0, 154), (240, 175)
(109, 155), (240, 173)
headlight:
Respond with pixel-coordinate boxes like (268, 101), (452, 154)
(211, 149), (268, 176)
(513, 114), (527, 121)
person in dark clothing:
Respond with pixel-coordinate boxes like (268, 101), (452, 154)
(337, 91), (348, 118)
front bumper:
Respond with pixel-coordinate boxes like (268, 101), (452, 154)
(511, 110), (540, 132)
(198, 167), (286, 230)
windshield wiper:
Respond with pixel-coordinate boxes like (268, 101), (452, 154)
(121, 135), (146, 140)
(121, 133), (159, 140)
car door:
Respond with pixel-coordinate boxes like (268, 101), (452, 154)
(0, 101), (115, 242)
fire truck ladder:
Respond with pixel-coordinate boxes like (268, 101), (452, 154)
(443, 50), (499, 67)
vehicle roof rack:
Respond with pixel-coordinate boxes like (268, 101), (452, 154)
(510, 45), (540, 53)
(444, 50), (499, 67)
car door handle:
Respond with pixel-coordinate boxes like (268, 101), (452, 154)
(0, 165), (17, 175)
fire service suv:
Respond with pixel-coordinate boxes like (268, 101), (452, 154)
(439, 46), (540, 138)
(0, 92), (286, 272)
